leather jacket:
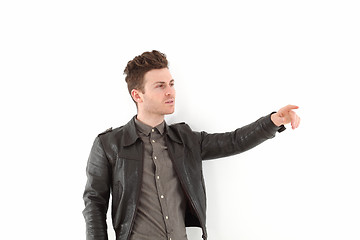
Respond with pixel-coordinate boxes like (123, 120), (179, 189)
(83, 114), (283, 240)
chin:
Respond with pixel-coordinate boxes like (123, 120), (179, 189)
(164, 109), (175, 115)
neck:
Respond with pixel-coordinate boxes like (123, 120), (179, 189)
(136, 112), (165, 128)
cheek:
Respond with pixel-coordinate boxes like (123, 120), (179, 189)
(145, 93), (162, 103)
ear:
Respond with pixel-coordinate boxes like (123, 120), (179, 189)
(131, 89), (143, 103)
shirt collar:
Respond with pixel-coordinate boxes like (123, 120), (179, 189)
(134, 117), (165, 136)
(122, 116), (183, 147)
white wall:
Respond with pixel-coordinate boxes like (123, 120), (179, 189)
(1, 0), (359, 239)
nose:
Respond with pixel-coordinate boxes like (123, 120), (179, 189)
(165, 84), (175, 96)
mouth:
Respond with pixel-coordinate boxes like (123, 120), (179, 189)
(165, 99), (175, 104)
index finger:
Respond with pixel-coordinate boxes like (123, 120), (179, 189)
(282, 105), (299, 112)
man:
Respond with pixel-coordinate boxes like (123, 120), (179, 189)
(83, 50), (300, 240)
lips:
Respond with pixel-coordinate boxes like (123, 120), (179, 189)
(165, 99), (175, 104)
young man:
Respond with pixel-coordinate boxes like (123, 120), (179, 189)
(83, 50), (300, 240)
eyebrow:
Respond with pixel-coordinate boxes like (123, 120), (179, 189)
(153, 79), (175, 85)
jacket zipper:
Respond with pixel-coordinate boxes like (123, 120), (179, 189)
(165, 137), (207, 240)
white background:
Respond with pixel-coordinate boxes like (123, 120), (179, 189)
(1, 0), (359, 239)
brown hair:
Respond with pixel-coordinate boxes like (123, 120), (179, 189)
(124, 50), (168, 97)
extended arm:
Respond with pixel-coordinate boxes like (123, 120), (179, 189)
(199, 113), (282, 160)
(198, 106), (300, 160)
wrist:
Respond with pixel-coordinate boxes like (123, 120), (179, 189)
(271, 113), (282, 127)
(270, 112), (286, 133)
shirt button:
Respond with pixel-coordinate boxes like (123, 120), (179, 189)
(157, 176), (160, 180)
(165, 216), (169, 220)
(152, 140), (155, 143)
(154, 156), (157, 160)
(152, 129), (155, 132)
(160, 195), (164, 199)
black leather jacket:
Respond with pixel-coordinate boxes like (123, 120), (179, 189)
(83, 114), (283, 240)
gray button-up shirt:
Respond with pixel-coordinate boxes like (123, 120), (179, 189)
(130, 118), (187, 240)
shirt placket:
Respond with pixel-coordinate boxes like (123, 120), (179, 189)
(150, 129), (174, 240)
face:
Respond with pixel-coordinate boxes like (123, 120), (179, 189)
(132, 68), (176, 119)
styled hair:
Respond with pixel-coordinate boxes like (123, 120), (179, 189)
(124, 50), (168, 98)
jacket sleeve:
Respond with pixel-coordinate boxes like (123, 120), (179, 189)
(83, 136), (111, 240)
(198, 113), (283, 160)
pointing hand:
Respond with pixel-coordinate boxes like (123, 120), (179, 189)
(271, 105), (301, 130)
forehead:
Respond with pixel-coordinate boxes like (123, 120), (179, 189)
(144, 68), (173, 85)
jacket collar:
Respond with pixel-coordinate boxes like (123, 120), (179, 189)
(165, 122), (183, 144)
(122, 116), (183, 146)
(122, 116), (141, 147)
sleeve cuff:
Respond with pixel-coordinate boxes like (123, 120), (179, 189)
(277, 125), (286, 133)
